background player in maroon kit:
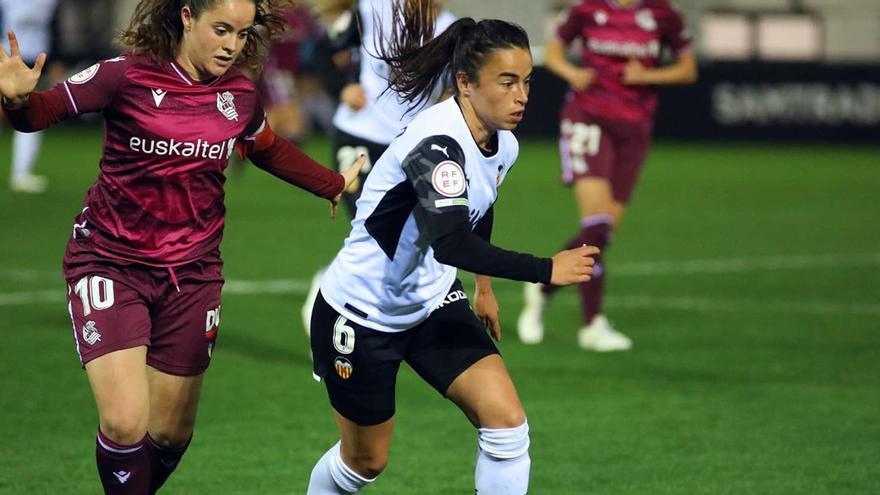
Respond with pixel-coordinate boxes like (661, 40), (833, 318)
(0, 0), (363, 493)
(517, 0), (696, 351)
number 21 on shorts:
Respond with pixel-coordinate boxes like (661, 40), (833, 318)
(73, 276), (115, 316)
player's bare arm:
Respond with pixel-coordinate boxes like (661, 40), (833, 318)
(622, 50), (697, 86)
(474, 274), (502, 341)
(544, 37), (595, 91)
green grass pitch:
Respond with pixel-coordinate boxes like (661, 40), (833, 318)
(0, 126), (877, 494)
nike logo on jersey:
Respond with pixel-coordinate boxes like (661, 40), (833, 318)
(113, 471), (131, 484)
(152, 89), (167, 107)
(431, 144), (449, 158)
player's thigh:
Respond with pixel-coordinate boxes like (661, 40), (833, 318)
(609, 120), (653, 204)
(446, 354), (525, 429)
(148, 277), (223, 377)
(85, 346), (150, 442)
(311, 291), (404, 426)
(405, 281), (507, 427)
(559, 107), (615, 186)
(66, 268), (153, 368)
(334, 409), (394, 475)
(147, 368), (204, 445)
(572, 176), (618, 222)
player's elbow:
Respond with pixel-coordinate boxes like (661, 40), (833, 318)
(431, 235), (467, 268)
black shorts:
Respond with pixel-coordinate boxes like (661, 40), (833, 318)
(311, 280), (499, 426)
(331, 129), (388, 218)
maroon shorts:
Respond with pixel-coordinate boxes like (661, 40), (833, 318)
(63, 258), (224, 376)
(559, 105), (653, 203)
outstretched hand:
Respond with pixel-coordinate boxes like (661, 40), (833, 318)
(330, 154), (367, 219)
(0, 31), (46, 106)
(550, 245), (600, 286)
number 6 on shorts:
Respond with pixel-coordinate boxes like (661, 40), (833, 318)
(333, 316), (355, 354)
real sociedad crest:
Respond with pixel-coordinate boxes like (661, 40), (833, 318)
(216, 91), (239, 121)
(82, 320), (102, 345)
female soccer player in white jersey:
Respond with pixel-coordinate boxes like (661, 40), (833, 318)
(301, 0), (456, 334)
(306, 2), (600, 493)
(1, 0), (362, 492)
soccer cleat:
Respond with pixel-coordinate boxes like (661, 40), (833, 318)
(517, 282), (546, 344)
(301, 267), (325, 337)
(10, 173), (48, 193)
(578, 314), (632, 352)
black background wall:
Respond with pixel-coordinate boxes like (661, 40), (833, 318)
(520, 63), (880, 143)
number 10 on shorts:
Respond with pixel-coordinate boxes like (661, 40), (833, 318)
(73, 276), (115, 316)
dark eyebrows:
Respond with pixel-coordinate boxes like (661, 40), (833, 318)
(498, 71), (534, 80)
(213, 21), (255, 33)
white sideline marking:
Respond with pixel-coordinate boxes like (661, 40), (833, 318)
(1, 253), (877, 315)
(2, 284), (878, 317)
(0, 290), (63, 305)
(613, 253), (880, 276)
(224, 279), (310, 294)
(601, 295), (880, 317)
(3, 252), (877, 283)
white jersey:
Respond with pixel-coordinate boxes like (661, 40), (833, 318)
(0, 0), (58, 61)
(332, 0), (456, 145)
(321, 97), (525, 332)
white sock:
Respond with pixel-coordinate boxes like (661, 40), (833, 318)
(475, 420), (531, 495)
(307, 441), (375, 494)
(12, 130), (42, 178)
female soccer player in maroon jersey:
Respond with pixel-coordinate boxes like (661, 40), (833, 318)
(0, 0), (362, 492)
(517, 0), (697, 351)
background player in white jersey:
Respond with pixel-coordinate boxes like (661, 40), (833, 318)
(0, 0), (58, 193)
(300, 0), (455, 334)
(306, 2), (599, 493)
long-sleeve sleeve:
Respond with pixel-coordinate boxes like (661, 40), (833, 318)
(238, 115), (343, 199)
(402, 135), (552, 285)
(1, 87), (72, 132)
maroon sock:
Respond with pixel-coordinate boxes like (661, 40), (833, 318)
(543, 214), (613, 310)
(96, 430), (151, 494)
(146, 433), (191, 494)
(575, 216), (612, 325)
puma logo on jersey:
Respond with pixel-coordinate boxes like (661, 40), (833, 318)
(152, 89), (167, 107)
(431, 144), (449, 157)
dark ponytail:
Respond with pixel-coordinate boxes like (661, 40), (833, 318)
(378, 0), (530, 110)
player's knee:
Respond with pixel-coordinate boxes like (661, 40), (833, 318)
(480, 406), (526, 430)
(478, 419), (530, 461)
(99, 415), (148, 445)
(148, 428), (193, 449)
(148, 413), (196, 448)
(344, 447), (389, 479)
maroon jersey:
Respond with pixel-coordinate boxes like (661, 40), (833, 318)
(557, 0), (692, 122)
(58, 53), (266, 266)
